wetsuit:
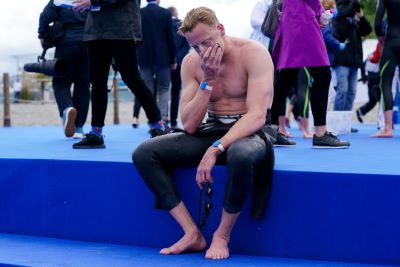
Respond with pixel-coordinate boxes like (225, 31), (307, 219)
(375, 0), (400, 111)
(290, 68), (312, 119)
(133, 115), (275, 219)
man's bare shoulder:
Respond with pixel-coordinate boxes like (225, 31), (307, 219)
(182, 51), (201, 71)
(234, 37), (270, 59)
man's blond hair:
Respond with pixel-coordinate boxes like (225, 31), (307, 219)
(178, 7), (219, 35)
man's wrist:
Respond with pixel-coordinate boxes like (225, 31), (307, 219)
(200, 80), (213, 91)
(212, 139), (225, 153)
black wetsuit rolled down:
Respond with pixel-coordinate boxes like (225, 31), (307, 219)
(375, 0), (400, 111)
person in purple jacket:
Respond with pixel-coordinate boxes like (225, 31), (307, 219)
(271, 0), (349, 148)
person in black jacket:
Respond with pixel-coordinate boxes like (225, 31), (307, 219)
(331, 0), (372, 111)
(72, 0), (168, 149)
(132, 0), (177, 128)
(168, 6), (191, 129)
(372, 0), (400, 137)
(38, 1), (90, 139)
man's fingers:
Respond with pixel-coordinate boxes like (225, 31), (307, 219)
(211, 46), (223, 66)
(205, 172), (214, 184)
(209, 44), (219, 58)
(202, 47), (212, 62)
(196, 171), (203, 189)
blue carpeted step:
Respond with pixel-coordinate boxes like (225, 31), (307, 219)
(1, 125), (400, 266)
(0, 233), (393, 267)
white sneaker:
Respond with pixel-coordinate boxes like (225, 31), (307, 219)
(72, 132), (84, 139)
(63, 107), (77, 138)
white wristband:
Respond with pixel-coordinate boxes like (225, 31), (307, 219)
(212, 139), (225, 152)
(200, 80), (213, 91)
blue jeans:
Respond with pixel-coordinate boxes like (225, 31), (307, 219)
(333, 66), (358, 111)
(134, 65), (171, 121)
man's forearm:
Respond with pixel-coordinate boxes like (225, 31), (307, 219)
(219, 111), (266, 150)
(181, 90), (212, 134)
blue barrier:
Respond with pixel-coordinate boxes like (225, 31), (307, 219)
(0, 158), (399, 265)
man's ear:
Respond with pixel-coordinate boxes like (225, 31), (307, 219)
(217, 23), (225, 36)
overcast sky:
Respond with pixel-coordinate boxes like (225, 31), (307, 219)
(0, 0), (258, 76)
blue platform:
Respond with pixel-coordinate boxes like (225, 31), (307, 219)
(0, 124), (399, 266)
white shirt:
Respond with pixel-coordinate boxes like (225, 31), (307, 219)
(249, 0), (273, 48)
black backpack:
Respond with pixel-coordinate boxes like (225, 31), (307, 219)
(42, 8), (64, 49)
(261, 0), (282, 38)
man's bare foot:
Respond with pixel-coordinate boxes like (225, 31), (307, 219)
(371, 129), (393, 138)
(160, 231), (206, 255)
(205, 234), (230, 260)
(303, 131), (314, 139)
(279, 130), (292, 138)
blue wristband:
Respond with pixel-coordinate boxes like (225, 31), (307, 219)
(212, 139), (225, 152)
(200, 80), (213, 91)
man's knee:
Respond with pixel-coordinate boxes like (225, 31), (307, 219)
(132, 141), (155, 169)
(227, 139), (264, 165)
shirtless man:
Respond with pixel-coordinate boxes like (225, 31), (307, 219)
(132, 7), (274, 260)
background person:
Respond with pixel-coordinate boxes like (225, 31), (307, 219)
(331, 0), (372, 113)
(132, 0), (177, 127)
(72, 0), (168, 149)
(271, 0), (350, 148)
(168, 6), (190, 129)
(38, 0), (90, 138)
(372, 0), (400, 137)
(249, 0), (273, 51)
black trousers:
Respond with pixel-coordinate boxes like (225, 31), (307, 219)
(380, 38), (400, 112)
(359, 72), (381, 115)
(87, 40), (161, 127)
(271, 66), (331, 127)
(53, 41), (90, 128)
(290, 68), (311, 119)
(170, 65), (182, 127)
(132, 123), (271, 214)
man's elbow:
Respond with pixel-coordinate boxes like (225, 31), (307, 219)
(182, 121), (197, 134)
(183, 126), (197, 134)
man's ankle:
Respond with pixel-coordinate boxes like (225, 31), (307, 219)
(90, 126), (103, 137)
(149, 120), (165, 130)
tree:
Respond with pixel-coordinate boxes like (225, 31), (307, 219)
(361, 0), (377, 37)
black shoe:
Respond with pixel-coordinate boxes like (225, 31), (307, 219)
(356, 109), (363, 123)
(274, 132), (296, 147)
(132, 117), (139, 128)
(351, 127), (358, 133)
(148, 126), (169, 138)
(312, 132), (350, 149)
(72, 133), (105, 149)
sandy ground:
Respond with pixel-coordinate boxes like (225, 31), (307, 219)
(0, 99), (147, 127)
(0, 100), (379, 129)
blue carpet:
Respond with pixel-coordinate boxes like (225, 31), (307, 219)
(0, 233), (394, 267)
(0, 123), (399, 175)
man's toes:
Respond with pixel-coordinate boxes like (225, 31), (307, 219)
(160, 248), (169, 254)
(160, 247), (174, 255)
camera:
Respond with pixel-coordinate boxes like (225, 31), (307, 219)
(23, 56), (66, 77)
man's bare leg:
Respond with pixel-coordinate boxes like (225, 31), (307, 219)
(279, 116), (292, 137)
(300, 117), (313, 138)
(314, 125), (327, 137)
(372, 110), (393, 137)
(205, 209), (240, 260)
(160, 201), (207, 255)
